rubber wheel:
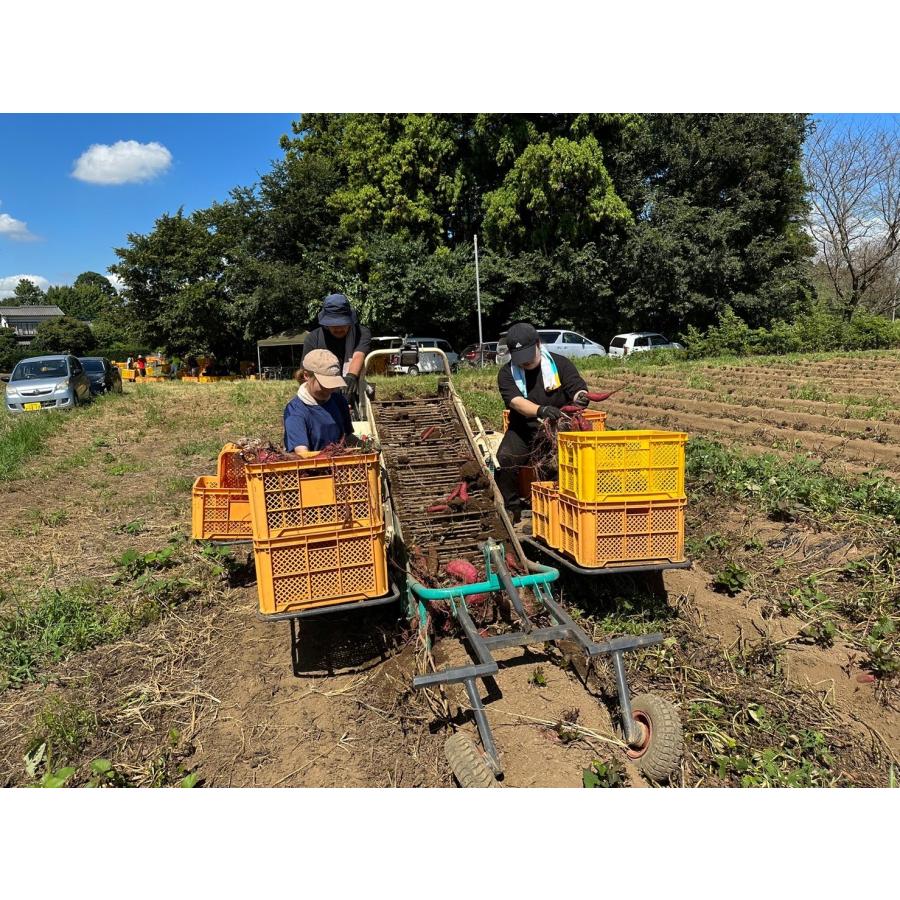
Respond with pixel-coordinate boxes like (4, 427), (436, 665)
(444, 733), (500, 788)
(624, 693), (683, 783)
(407, 366), (419, 377)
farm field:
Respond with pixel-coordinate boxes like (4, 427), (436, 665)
(0, 352), (897, 788)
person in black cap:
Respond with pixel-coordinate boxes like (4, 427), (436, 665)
(301, 293), (372, 401)
(496, 322), (589, 523)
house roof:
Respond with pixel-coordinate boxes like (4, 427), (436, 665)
(0, 305), (65, 318)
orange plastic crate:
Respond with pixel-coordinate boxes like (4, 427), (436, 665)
(217, 443), (247, 489)
(557, 495), (686, 569)
(191, 475), (252, 541)
(531, 481), (561, 549)
(502, 408), (607, 432)
(253, 523), (388, 616)
(558, 430), (687, 503)
(243, 452), (382, 541)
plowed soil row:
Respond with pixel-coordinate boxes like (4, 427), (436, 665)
(596, 397), (900, 474)
(628, 369), (894, 399)
(616, 382), (900, 426)
(609, 390), (900, 445)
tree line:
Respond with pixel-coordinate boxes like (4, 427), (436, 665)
(8, 115), (899, 367)
(108, 114), (820, 361)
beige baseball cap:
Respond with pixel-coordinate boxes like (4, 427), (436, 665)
(303, 349), (347, 389)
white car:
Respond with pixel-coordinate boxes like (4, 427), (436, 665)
(608, 332), (684, 358)
(536, 329), (607, 360)
(387, 337), (459, 375)
(496, 328), (606, 367)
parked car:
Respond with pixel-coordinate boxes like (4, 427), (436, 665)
(608, 332), (685, 358)
(367, 336), (405, 375)
(460, 342), (498, 367)
(3, 355), (92, 413)
(79, 356), (123, 395)
(496, 328), (606, 367)
(370, 336), (404, 352)
(388, 337), (459, 375)
(536, 329), (607, 360)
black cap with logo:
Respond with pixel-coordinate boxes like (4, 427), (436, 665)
(506, 322), (540, 366)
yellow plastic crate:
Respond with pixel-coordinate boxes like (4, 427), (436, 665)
(121, 369), (136, 381)
(191, 475), (252, 541)
(558, 430), (687, 503)
(530, 481), (561, 549)
(217, 443), (246, 489)
(244, 452), (382, 541)
(558, 495), (686, 569)
(253, 523), (388, 616)
(502, 408), (607, 433)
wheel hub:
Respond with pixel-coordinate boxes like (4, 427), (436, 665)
(625, 711), (652, 759)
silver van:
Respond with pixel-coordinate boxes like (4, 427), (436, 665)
(3, 355), (92, 413)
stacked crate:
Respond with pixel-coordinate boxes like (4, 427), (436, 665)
(540, 430), (687, 569)
(243, 453), (387, 616)
(191, 444), (251, 541)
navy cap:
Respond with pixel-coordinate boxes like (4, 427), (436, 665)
(506, 322), (540, 366)
(318, 293), (354, 327)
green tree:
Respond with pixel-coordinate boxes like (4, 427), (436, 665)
(0, 326), (24, 371)
(617, 114), (814, 332)
(29, 316), (97, 355)
(46, 272), (119, 322)
(10, 278), (47, 305)
(482, 134), (631, 253)
(111, 209), (244, 358)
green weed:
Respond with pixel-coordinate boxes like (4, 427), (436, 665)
(789, 382), (832, 403)
(529, 666), (548, 687)
(712, 562), (751, 596)
(0, 581), (128, 688)
(27, 693), (98, 763)
(582, 758), (627, 788)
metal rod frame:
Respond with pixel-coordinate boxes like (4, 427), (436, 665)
(411, 540), (663, 775)
(521, 536), (693, 577)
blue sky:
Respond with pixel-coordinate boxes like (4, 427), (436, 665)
(0, 113), (298, 298)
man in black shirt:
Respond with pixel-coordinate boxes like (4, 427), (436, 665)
(301, 294), (372, 401)
(496, 322), (589, 522)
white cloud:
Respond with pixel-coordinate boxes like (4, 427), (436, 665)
(72, 140), (173, 185)
(106, 273), (125, 292)
(0, 203), (38, 241)
(0, 274), (51, 300)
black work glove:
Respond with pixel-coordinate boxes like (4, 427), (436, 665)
(344, 373), (359, 398)
(538, 405), (563, 421)
(573, 390), (590, 408)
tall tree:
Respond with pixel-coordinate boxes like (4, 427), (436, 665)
(617, 114), (814, 332)
(805, 118), (900, 319)
(111, 210), (241, 358)
(10, 278), (47, 306)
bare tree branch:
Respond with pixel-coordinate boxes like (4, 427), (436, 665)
(805, 118), (900, 318)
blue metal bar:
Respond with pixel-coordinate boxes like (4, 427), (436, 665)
(407, 562), (558, 602)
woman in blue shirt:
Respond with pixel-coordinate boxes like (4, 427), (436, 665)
(283, 349), (353, 454)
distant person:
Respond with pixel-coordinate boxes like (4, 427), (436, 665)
(135, 355), (147, 378)
(186, 355), (199, 377)
(284, 350), (353, 455)
(126, 356), (133, 369)
(495, 322), (588, 523)
(301, 294), (371, 403)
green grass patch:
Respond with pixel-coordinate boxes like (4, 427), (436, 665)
(686, 436), (900, 524)
(0, 412), (69, 481)
(0, 581), (134, 689)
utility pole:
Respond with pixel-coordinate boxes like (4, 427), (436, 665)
(474, 234), (483, 365)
